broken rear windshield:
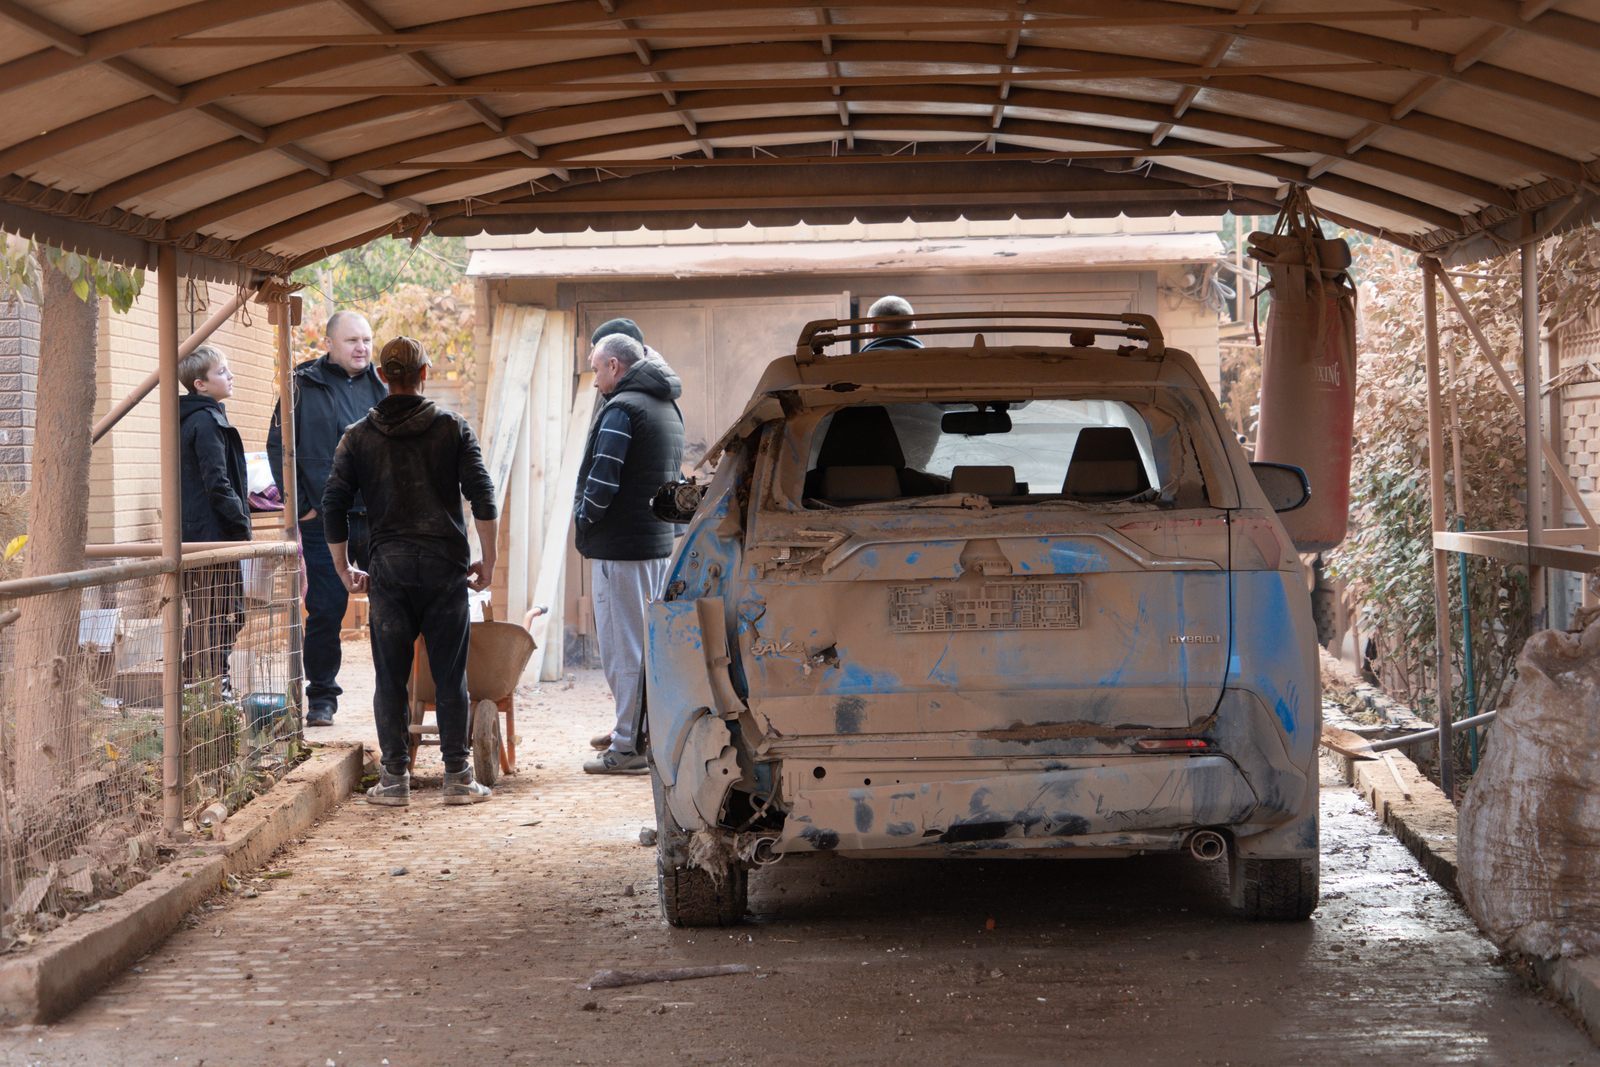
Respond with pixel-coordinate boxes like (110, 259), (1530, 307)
(765, 398), (1208, 512)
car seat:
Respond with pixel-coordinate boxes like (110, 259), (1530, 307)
(806, 406), (907, 501)
(1062, 427), (1151, 500)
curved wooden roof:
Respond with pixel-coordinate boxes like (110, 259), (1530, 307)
(1, 0), (1598, 277)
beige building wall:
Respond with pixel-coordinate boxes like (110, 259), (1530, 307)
(90, 276), (281, 545)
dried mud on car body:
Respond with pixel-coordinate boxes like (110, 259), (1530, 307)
(12, 688), (1597, 1067)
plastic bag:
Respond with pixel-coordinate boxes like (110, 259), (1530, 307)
(1458, 619), (1600, 958)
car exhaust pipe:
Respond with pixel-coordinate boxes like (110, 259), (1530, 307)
(1188, 829), (1227, 862)
(752, 838), (779, 865)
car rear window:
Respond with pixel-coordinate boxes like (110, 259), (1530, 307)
(766, 397), (1211, 512)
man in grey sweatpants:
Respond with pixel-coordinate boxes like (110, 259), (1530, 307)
(575, 330), (685, 775)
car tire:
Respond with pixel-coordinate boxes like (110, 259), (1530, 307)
(658, 859), (747, 927)
(1234, 856), (1319, 921)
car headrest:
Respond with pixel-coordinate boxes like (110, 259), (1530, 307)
(1062, 427), (1151, 499)
(815, 406), (906, 470)
(949, 465), (1017, 496)
(820, 465), (902, 502)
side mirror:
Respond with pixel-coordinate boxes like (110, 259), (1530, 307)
(941, 405), (1013, 436)
(1250, 462), (1311, 512)
(651, 479), (707, 524)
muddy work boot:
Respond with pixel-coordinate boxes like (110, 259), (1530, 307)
(366, 770), (410, 807)
(442, 768), (492, 805)
(584, 748), (649, 775)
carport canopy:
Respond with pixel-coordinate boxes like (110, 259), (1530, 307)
(1, 0), (1599, 281)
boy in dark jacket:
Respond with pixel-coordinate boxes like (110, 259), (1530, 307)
(178, 344), (252, 694)
(323, 336), (499, 807)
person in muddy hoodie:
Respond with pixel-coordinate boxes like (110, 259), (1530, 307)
(576, 331), (685, 775)
(322, 336), (499, 807)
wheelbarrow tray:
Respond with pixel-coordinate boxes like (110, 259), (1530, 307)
(410, 621), (537, 705)
(408, 621), (537, 779)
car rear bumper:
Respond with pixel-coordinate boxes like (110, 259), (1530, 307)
(771, 754), (1260, 854)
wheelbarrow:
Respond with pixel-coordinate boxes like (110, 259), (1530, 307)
(407, 621), (537, 784)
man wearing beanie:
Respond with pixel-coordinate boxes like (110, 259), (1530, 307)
(322, 337), (500, 806)
(575, 329), (685, 774)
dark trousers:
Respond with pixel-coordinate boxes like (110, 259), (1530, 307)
(367, 547), (471, 775)
(182, 562), (243, 686)
(299, 514), (368, 707)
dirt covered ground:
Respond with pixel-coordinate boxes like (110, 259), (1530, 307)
(2, 641), (1596, 1067)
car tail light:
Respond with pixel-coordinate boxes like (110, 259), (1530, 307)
(1115, 517), (1229, 567)
(1133, 738), (1212, 752)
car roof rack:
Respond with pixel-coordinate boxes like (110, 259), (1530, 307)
(794, 311), (1165, 364)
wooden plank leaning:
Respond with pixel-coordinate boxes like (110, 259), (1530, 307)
(526, 370), (596, 680)
(482, 306), (547, 512)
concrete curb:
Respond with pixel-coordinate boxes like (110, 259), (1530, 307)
(0, 741), (364, 1024)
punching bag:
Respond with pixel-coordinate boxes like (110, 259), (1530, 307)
(1249, 192), (1358, 553)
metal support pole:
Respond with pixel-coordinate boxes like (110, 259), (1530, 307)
(158, 246), (184, 835)
(1524, 238), (1546, 632)
(272, 292), (304, 717)
(1421, 258), (1455, 801)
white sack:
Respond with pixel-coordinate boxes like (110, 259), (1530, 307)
(1458, 620), (1600, 958)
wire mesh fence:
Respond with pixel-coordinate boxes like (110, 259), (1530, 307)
(0, 544), (300, 942)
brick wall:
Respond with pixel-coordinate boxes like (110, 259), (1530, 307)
(0, 292), (40, 490)
(90, 275), (281, 544)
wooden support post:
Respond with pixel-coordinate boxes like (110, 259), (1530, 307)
(1523, 238), (1546, 632)
(271, 293), (304, 714)
(158, 246), (184, 835)
(1421, 258), (1455, 802)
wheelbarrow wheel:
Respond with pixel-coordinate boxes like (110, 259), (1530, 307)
(472, 699), (502, 786)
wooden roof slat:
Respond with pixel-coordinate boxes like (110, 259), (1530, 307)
(69, 34), (1592, 226)
(0, 0), (1596, 266)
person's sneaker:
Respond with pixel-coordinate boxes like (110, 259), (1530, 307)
(306, 700), (335, 727)
(590, 731), (614, 750)
(442, 769), (492, 804)
(583, 748), (649, 775)
(366, 770), (409, 807)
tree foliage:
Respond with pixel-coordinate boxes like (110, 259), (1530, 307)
(1, 237), (145, 313)
(288, 236), (474, 386)
(1329, 225), (1600, 722)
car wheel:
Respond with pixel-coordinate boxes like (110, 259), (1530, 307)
(658, 859), (748, 927)
(1233, 856), (1319, 921)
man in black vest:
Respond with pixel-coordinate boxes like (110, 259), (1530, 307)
(267, 310), (387, 727)
(575, 332), (685, 775)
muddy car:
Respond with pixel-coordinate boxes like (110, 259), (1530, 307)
(644, 312), (1320, 927)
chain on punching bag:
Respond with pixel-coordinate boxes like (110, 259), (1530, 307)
(1249, 187), (1358, 553)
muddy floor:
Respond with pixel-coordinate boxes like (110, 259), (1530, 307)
(3, 643), (1595, 1067)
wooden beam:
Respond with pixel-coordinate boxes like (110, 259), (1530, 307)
(0, 0), (86, 54)
(241, 62), (1402, 94)
(102, 56), (183, 103)
(0, 0), (317, 96)
(158, 11), (1471, 47)
(14, 34), (1593, 208)
(1434, 530), (1600, 573)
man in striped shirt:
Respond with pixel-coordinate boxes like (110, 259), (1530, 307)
(574, 331), (686, 774)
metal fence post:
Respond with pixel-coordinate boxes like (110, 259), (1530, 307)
(158, 246), (184, 834)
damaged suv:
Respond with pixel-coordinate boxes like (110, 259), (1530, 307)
(644, 312), (1320, 926)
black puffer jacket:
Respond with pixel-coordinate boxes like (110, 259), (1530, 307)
(267, 356), (388, 518)
(574, 358), (685, 561)
(179, 394), (251, 542)
(322, 394), (497, 567)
